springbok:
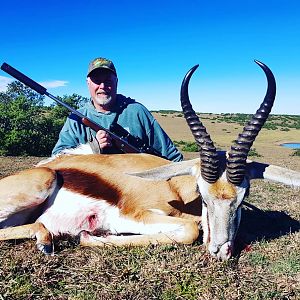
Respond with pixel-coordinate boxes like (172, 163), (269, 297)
(0, 61), (299, 260)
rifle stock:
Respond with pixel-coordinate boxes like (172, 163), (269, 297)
(0, 62), (157, 155)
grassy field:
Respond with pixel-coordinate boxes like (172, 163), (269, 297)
(0, 113), (300, 299)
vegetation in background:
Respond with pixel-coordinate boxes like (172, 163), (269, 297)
(154, 111), (300, 131)
(0, 81), (88, 156)
(208, 113), (300, 130)
(1, 88), (299, 157)
(151, 109), (181, 114)
(174, 140), (199, 152)
(248, 148), (262, 157)
(292, 149), (300, 157)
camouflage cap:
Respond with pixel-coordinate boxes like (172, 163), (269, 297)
(87, 57), (117, 77)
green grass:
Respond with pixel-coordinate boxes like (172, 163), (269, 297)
(270, 252), (300, 275)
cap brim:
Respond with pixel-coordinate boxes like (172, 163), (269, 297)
(87, 66), (116, 77)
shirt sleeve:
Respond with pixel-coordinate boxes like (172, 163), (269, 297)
(148, 118), (183, 162)
(132, 103), (183, 162)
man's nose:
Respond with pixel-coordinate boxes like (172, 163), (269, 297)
(98, 82), (105, 88)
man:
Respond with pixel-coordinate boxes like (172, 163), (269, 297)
(52, 57), (183, 162)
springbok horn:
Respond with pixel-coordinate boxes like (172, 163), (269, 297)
(226, 60), (276, 185)
(180, 65), (219, 183)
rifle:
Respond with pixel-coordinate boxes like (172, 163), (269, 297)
(0, 62), (162, 156)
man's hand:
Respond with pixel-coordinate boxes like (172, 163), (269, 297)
(96, 130), (112, 150)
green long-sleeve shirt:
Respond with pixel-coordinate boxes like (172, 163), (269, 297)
(52, 95), (183, 162)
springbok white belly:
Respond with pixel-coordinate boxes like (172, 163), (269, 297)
(37, 188), (181, 238)
(37, 188), (119, 236)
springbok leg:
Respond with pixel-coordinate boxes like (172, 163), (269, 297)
(0, 167), (57, 223)
(80, 212), (199, 247)
(0, 222), (53, 254)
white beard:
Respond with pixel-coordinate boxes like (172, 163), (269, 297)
(95, 94), (113, 106)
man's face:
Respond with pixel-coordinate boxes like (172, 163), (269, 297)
(87, 69), (118, 112)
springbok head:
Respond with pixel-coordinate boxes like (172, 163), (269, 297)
(130, 61), (277, 260)
(180, 60), (276, 259)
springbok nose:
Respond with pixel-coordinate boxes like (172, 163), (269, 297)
(209, 244), (220, 256)
(212, 242), (234, 260)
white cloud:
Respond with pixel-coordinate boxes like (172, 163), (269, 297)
(39, 80), (68, 89)
(0, 76), (13, 92)
(0, 76), (68, 92)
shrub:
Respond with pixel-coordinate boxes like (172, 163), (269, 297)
(0, 82), (88, 156)
(291, 149), (300, 157)
(182, 142), (198, 152)
(248, 148), (262, 157)
(173, 140), (199, 152)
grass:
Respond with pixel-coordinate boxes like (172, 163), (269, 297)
(2, 240), (299, 300)
(0, 157), (299, 299)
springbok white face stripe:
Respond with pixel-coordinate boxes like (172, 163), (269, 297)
(197, 171), (247, 260)
(201, 204), (209, 245)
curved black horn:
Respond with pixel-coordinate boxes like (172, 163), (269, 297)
(180, 65), (219, 183)
(226, 60), (276, 185)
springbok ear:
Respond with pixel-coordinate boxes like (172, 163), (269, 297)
(127, 158), (199, 181)
(246, 161), (300, 187)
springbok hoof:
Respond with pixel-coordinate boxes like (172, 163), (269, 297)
(36, 243), (54, 255)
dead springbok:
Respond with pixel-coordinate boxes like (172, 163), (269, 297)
(0, 61), (299, 260)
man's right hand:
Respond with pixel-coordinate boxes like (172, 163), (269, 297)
(96, 130), (112, 150)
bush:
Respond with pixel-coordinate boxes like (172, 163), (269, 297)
(0, 81), (88, 156)
(291, 149), (300, 157)
(173, 140), (199, 152)
(248, 148), (262, 157)
(182, 142), (198, 152)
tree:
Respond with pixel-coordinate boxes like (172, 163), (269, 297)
(5, 81), (44, 106)
(49, 93), (89, 125)
(0, 81), (88, 156)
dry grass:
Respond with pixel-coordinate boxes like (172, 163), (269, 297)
(0, 114), (300, 299)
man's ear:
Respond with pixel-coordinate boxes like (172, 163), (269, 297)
(126, 158), (199, 181)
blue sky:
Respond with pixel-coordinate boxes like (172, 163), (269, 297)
(1, 0), (299, 115)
